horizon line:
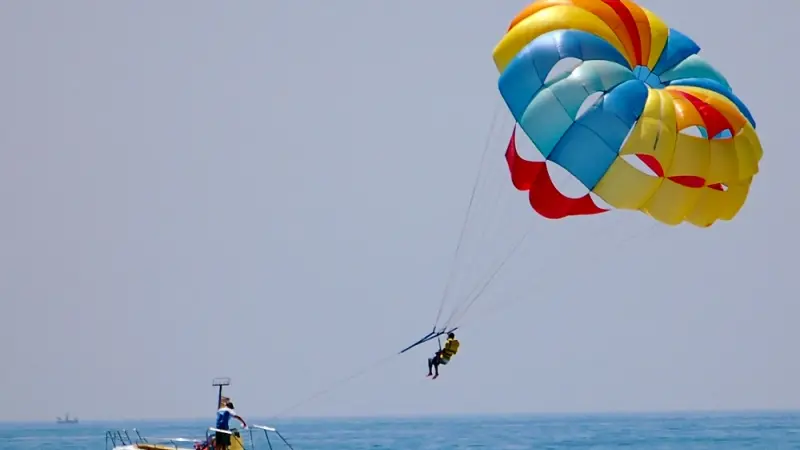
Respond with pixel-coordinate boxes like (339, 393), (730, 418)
(4, 407), (800, 425)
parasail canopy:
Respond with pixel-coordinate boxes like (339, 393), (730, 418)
(493, 0), (763, 227)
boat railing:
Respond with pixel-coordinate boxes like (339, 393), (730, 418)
(104, 428), (147, 449)
(104, 425), (294, 450)
(105, 428), (202, 450)
(207, 424), (294, 450)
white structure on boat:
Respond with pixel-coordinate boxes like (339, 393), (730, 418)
(105, 425), (294, 450)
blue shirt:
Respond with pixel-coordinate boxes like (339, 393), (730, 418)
(215, 407), (237, 430)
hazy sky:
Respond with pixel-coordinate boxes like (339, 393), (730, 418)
(0, 0), (798, 422)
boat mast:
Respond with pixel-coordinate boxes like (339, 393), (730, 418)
(212, 377), (231, 409)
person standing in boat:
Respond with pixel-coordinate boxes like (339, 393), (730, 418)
(214, 400), (247, 450)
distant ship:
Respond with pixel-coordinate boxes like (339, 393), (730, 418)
(57, 413), (78, 424)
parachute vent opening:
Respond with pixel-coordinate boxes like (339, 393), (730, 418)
(589, 192), (613, 210)
(679, 125), (706, 138)
(546, 160), (591, 199)
(621, 154), (662, 178)
(543, 57), (583, 85)
(576, 92), (604, 120)
(513, 127), (544, 162)
(712, 129), (733, 140)
(708, 183), (729, 192)
(679, 125), (735, 140)
(619, 121), (636, 149)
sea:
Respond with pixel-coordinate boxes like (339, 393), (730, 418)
(4, 412), (800, 449)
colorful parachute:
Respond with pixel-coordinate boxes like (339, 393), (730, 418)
(493, 0), (763, 227)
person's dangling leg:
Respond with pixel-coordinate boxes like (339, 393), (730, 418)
(430, 352), (441, 379)
(428, 351), (442, 377)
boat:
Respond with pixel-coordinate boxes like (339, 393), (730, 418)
(57, 413), (79, 424)
(105, 377), (294, 450)
(105, 425), (294, 450)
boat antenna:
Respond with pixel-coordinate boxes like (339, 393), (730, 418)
(212, 377), (231, 409)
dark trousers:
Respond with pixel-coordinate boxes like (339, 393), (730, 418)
(428, 352), (447, 373)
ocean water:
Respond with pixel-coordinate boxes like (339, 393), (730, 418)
(4, 412), (800, 449)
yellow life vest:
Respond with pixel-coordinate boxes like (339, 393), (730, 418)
(440, 338), (459, 360)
